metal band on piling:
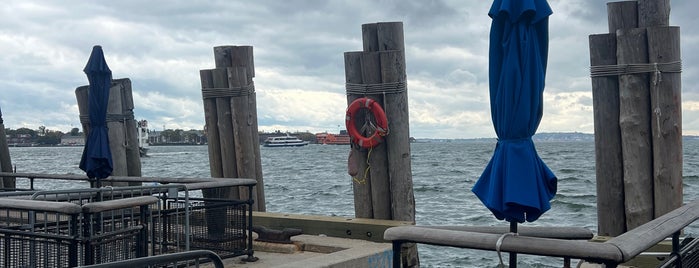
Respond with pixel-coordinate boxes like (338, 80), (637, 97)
(201, 83), (255, 99)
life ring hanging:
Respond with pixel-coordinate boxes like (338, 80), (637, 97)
(345, 97), (388, 148)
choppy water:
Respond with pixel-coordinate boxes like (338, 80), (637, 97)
(7, 140), (699, 267)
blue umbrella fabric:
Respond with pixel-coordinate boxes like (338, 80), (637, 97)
(79, 46), (113, 180)
(472, 0), (557, 223)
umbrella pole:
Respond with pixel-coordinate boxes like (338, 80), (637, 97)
(510, 221), (517, 267)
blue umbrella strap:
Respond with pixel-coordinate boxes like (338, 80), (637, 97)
(496, 232), (517, 267)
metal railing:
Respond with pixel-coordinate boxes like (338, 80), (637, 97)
(0, 172), (258, 266)
(385, 199), (699, 268)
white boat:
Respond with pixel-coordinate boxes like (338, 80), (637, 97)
(263, 134), (309, 147)
(137, 120), (150, 157)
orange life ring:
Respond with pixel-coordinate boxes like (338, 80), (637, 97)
(345, 97), (388, 148)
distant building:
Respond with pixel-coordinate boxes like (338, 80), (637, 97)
(61, 135), (84, 146)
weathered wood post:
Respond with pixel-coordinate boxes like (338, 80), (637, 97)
(76, 78), (142, 187)
(589, 0), (682, 232)
(344, 51), (374, 219)
(617, 26), (654, 230)
(647, 26), (682, 217)
(120, 80), (142, 182)
(0, 107), (15, 189)
(345, 21), (417, 267)
(200, 46), (265, 211)
(589, 32), (626, 236)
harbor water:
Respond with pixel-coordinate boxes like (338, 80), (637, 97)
(8, 140), (699, 267)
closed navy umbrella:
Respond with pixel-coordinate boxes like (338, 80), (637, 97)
(79, 46), (113, 182)
(473, 0), (556, 228)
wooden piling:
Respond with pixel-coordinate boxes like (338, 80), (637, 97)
(361, 52), (392, 220)
(617, 27), (654, 230)
(105, 80), (129, 185)
(213, 68), (239, 199)
(350, 21), (417, 268)
(200, 70), (224, 179)
(200, 46), (265, 210)
(647, 26), (682, 218)
(637, 0), (670, 28)
(119, 79), (142, 185)
(606, 1), (638, 33)
(76, 79), (142, 186)
(344, 51), (374, 219)
(589, 33), (625, 236)
(591, 0), (682, 231)
(362, 22), (416, 225)
(0, 107), (15, 189)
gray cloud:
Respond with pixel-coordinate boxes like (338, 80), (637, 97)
(1, 0), (698, 139)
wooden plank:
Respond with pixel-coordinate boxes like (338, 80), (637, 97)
(617, 27), (654, 230)
(344, 51), (373, 219)
(647, 26), (682, 218)
(253, 211), (412, 243)
(606, 1), (638, 33)
(637, 0), (670, 28)
(589, 33), (626, 236)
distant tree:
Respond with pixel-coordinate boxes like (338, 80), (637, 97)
(38, 126), (46, 136)
(70, 128), (80, 136)
(36, 129), (63, 145)
(14, 127), (36, 137)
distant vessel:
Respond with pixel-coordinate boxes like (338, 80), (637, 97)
(315, 130), (351, 145)
(137, 120), (150, 156)
(263, 134), (309, 147)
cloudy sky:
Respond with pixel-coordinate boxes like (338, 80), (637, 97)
(1, 0), (697, 139)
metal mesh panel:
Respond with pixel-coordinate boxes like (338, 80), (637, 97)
(0, 208), (79, 268)
(158, 198), (249, 259)
(0, 232), (75, 267)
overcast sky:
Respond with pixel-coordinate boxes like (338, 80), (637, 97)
(1, 0), (697, 139)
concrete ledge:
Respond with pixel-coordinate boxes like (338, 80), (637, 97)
(220, 235), (392, 268)
(253, 211), (413, 243)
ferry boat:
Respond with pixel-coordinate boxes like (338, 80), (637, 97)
(263, 134), (309, 147)
(315, 130), (351, 145)
(137, 119), (150, 157)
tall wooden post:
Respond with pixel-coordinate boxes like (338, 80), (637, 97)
(344, 51), (374, 219)
(589, 0), (682, 232)
(345, 21), (417, 267)
(589, 33), (625, 236)
(200, 46), (265, 211)
(0, 107), (15, 189)
(121, 80), (142, 182)
(76, 79), (142, 187)
(647, 26), (682, 217)
(617, 27), (654, 230)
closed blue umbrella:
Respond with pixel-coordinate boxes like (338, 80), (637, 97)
(472, 0), (557, 225)
(79, 46), (113, 181)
